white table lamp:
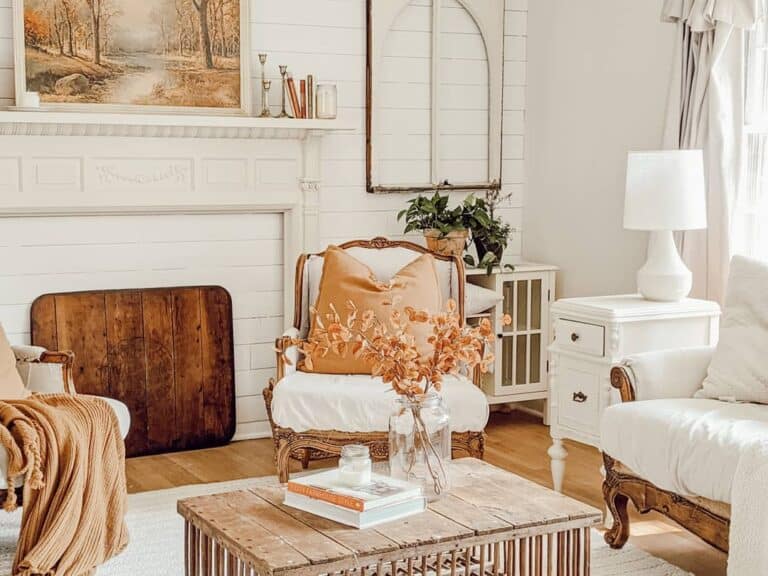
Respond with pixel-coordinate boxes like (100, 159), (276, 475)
(624, 150), (707, 302)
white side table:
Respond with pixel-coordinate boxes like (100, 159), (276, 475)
(547, 295), (720, 492)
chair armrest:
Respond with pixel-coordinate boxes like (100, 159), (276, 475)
(275, 328), (300, 383)
(13, 346), (76, 395)
(610, 346), (714, 403)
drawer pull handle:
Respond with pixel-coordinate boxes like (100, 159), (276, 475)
(572, 391), (588, 403)
(570, 332), (580, 342)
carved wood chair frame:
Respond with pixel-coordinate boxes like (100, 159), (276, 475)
(263, 237), (485, 483)
(602, 366), (730, 554)
(2, 351), (75, 507)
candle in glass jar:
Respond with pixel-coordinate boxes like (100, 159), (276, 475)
(315, 84), (338, 120)
(338, 444), (371, 487)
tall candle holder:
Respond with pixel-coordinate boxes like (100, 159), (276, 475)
(278, 65), (291, 118)
(258, 53), (270, 117)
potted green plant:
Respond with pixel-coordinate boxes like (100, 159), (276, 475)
(462, 194), (514, 274)
(397, 192), (469, 257)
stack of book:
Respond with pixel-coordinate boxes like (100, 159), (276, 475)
(284, 469), (426, 529)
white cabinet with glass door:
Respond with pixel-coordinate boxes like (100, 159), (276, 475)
(465, 263), (558, 415)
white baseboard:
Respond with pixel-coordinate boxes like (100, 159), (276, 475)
(233, 420), (273, 441)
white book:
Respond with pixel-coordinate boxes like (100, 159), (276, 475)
(286, 469), (423, 512)
(284, 490), (427, 529)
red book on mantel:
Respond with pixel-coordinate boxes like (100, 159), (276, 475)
(287, 76), (301, 118)
(300, 79), (307, 119)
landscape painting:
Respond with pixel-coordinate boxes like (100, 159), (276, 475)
(15, 0), (248, 113)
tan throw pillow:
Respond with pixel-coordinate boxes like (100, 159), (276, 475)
(303, 246), (442, 374)
(0, 323), (30, 400)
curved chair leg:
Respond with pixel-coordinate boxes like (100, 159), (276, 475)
(603, 481), (630, 548)
(276, 439), (292, 484)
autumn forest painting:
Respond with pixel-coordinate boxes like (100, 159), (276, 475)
(20, 0), (244, 110)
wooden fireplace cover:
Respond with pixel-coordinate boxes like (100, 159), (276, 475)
(31, 286), (235, 457)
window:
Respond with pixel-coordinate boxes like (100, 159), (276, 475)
(366, 0), (505, 193)
(738, 19), (768, 259)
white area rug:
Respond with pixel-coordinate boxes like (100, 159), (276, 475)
(0, 477), (691, 576)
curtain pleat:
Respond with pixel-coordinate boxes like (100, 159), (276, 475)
(662, 0), (761, 302)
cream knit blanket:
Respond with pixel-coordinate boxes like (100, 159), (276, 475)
(0, 394), (128, 576)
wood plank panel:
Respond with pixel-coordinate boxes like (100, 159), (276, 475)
(105, 291), (147, 455)
(142, 291), (178, 452)
(173, 288), (205, 448)
(31, 286), (235, 457)
(53, 292), (107, 396)
(201, 287), (235, 443)
(30, 295), (58, 350)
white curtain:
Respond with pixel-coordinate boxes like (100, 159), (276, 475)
(661, 0), (763, 303)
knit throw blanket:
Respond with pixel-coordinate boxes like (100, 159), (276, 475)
(0, 395), (128, 576)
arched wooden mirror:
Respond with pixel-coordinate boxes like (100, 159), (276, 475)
(366, 0), (504, 194)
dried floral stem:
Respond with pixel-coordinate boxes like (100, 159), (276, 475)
(282, 298), (510, 495)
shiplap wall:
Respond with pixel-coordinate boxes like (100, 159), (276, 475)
(0, 0), (527, 439)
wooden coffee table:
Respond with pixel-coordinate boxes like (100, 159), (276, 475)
(177, 458), (601, 576)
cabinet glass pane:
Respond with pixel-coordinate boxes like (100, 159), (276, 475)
(516, 281), (528, 331)
(502, 336), (514, 386)
(515, 335), (527, 385)
(530, 334), (541, 384)
(531, 279), (542, 330)
(502, 282), (514, 332)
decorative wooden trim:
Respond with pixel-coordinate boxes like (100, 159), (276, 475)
(263, 380), (483, 483)
(0, 112), (350, 140)
(38, 350), (76, 395)
(602, 453), (729, 553)
(292, 236), (467, 329)
(609, 366), (636, 402)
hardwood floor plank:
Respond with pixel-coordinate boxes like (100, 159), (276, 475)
(125, 411), (727, 575)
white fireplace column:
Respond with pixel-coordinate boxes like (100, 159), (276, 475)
(300, 132), (323, 253)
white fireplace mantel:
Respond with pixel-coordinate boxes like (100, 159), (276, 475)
(0, 110), (350, 140)
(0, 111), (352, 326)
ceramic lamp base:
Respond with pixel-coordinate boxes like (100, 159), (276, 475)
(637, 230), (692, 302)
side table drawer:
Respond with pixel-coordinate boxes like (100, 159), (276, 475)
(556, 318), (605, 357)
(557, 361), (600, 434)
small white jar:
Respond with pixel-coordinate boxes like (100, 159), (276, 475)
(338, 444), (372, 487)
(316, 84), (338, 119)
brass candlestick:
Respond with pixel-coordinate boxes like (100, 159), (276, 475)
(260, 80), (272, 118)
(258, 53), (269, 117)
(278, 65), (291, 118)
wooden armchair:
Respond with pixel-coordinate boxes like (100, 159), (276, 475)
(263, 237), (489, 483)
(0, 344), (132, 504)
(603, 349), (730, 554)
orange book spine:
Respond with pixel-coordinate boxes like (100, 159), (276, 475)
(287, 482), (365, 512)
(300, 79), (307, 119)
(287, 76), (301, 118)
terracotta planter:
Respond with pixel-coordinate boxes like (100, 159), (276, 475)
(423, 229), (468, 258)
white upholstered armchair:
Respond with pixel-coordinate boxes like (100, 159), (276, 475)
(263, 237), (490, 483)
(602, 346), (732, 553)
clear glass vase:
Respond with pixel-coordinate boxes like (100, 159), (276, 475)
(388, 391), (451, 501)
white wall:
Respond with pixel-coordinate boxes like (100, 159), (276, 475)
(523, 0), (675, 297)
(0, 0), (527, 438)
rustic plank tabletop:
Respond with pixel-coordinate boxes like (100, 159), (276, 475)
(178, 458), (602, 576)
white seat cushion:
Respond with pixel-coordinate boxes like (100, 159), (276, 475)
(601, 398), (768, 504)
(0, 395), (130, 490)
(271, 372), (489, 433)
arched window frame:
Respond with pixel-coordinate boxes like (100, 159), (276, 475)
(366, 0), (505, 194)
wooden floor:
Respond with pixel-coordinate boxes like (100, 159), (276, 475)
(126, 411), (727, 576)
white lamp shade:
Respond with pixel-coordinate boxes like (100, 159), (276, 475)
(624, 150), (707, 231)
